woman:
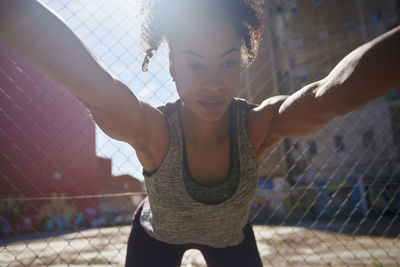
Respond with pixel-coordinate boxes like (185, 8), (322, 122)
(1, 0), (399, 266)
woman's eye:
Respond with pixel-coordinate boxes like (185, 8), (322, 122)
(187, 63), (202, 70)
(221, 61), (237, 68)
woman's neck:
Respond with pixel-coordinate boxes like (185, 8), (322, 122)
(179, 103), (229, 145)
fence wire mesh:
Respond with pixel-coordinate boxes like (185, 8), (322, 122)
(1, 0), (400, 266)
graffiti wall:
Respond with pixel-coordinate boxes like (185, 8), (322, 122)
(0, 193), (85, 235)
(252, 177), (382, 224)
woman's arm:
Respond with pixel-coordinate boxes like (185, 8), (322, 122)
(0, 0), (167, 152)
(254, 25), (400, 148)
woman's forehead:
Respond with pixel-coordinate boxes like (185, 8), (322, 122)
(169, 17), (241, 58)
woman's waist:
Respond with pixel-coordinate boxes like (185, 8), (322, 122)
(139, 199), (250, 247)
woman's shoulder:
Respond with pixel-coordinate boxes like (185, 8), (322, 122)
(157, 99), (181, 119)
(233, 97), (258, 112)
(243, 96), (288, 161)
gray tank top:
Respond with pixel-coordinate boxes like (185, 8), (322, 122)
(140, 98), (259, 248)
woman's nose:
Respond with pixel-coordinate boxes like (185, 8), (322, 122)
(202, 71), (223, 92)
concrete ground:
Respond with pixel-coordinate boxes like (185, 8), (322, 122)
(1, 225), (399, 266)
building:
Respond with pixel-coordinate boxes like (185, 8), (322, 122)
(96, 157), (144, 226)
(0, 41), (142, 235)
(244, 0), (400, 219)
(265, 0), (400, 182)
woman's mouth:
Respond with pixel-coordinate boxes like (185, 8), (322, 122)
(198, 100), (225, 109)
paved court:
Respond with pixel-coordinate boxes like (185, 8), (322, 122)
(1, 225), (399, 266)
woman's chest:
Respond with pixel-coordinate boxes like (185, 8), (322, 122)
(185, 140), (230, 186)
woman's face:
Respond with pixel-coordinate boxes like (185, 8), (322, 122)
(169, 16), (242, 122)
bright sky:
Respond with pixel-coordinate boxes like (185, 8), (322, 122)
(42, 0), (178, 181)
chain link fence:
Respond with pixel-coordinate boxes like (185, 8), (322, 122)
(1, 0), (400, 266)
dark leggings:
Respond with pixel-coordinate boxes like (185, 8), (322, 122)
(125, 202), (263, 267)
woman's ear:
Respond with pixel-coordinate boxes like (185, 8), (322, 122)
(169, 51), (175, 81)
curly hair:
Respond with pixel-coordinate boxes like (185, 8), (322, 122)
(140, 0), (264, 72)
